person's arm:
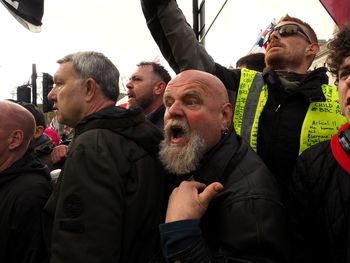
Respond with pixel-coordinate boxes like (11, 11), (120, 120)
(140, 0), (241, 102)
(160, 181), (223, 262)
(160, 177), (290, 262)
(141, 0), (216, 74)
(50, 134), (125, 262)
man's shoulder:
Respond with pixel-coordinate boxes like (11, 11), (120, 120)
(0, 169), (51, 207)
(213, 134), (279, 196)
(298, 140), (332, 164)
(73, 128), (126, 148)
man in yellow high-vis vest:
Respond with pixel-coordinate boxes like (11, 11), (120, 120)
(140, 0), (346, 198)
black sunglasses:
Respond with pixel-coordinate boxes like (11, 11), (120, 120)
(264, 24), (312, 45)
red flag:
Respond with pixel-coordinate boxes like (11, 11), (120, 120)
(116, 95), (128, 108)
(319, 0), (350, 26)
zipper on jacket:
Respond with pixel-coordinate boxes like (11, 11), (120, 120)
(275, 104), (281, 112)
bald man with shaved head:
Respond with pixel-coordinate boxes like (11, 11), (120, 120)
(0, 100), (51, 263)
(158, 70), (289, 262)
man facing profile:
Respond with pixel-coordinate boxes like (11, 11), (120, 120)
(127, 61), (171, 130)
(44, 51), (165, 262)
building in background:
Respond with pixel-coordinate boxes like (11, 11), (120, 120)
(311, 25), (338, 85)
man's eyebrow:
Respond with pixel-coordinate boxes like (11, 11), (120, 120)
(339, 64), (350, 72)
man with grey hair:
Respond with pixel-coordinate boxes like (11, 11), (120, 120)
(43, 51), (165, 262)
(0, 100), (51, 263)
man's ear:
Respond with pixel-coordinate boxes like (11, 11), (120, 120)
(154, 81), (166, 96)
(306, 42), (320, 56)
(220, 103), (233, 131)
(8, 130), (24, 150)
(85, 78), (98, 102)
(33, 125), (44, 139)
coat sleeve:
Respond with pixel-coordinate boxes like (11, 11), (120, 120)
(141, 0), (240, 102)
(159, 197), (290, 263)
(50, 133), (127, 263)
(141, 0), (216, 74)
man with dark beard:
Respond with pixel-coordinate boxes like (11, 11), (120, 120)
(126, 61), (171, 130)
(158, 69), (289, 262)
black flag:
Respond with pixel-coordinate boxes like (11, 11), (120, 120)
(0, 0), (44, 32)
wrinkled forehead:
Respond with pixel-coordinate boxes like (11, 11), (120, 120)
(165, 79), (211, 96)
(54, 62), (78, 81)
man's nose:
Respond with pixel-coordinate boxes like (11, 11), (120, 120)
(167, 100), (184, 117)
(47, 86), (57, 101)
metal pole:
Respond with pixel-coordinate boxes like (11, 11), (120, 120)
(31, 63), (37, 105)
(193, 0), (199, 40)
(201, 0), (228, 42)
(199, 0), (205, 46)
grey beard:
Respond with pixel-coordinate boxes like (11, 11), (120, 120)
(159, 132), (206, 175)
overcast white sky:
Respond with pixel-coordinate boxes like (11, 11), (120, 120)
(0, 0), (336, 101)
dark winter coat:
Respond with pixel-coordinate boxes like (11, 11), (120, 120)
(0, 152), (51, 263)
(289, 137), (350, 263)
(159, 128), (289, 262)
(44, 106), (166, 263)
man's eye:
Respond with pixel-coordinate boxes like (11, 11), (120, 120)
(185, 98), (198, 106)
(164, 100), (173, 108)
(339, 70), (350, 80)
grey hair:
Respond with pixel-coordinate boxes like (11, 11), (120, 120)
(57, 51), (120, 100)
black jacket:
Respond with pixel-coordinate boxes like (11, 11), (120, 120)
(0, 152), (51, 263)
(289, 138), (350, 263)
(44, 106), (166, 263)
(147, 104), (165, 131)
(141, 0), (334, 195)
(160, 128), (289, 262)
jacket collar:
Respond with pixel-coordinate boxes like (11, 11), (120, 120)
(189, 127), (240, 185)
(73, 105), (163, 156)
(75, 106), (145, 136)
(263, 67), (329, 101)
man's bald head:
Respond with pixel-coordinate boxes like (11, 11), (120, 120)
(0, 100), (36, 150)
(160, 70), (233, 174)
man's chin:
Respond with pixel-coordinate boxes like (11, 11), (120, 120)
(127, 99), (137, 108)
(159, 134), (206, 175)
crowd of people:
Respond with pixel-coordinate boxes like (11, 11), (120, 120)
(1, 1), (350, 262)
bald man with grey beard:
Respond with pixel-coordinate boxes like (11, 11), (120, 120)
(158, 70), (289, 262)
(0, 100), (51, 263)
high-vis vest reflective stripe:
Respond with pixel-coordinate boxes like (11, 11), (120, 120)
(234, 68), (346, 154)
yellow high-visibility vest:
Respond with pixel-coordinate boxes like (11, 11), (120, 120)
(233, 68), (346, 154)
